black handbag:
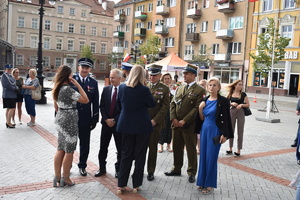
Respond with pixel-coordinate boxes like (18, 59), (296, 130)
(243, 107), (252, 116)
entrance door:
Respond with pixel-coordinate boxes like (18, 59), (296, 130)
(289, 74), (299, 96)
(64, 58), (76, 72)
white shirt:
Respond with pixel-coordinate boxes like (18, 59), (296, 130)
(111, 85), (120, 100)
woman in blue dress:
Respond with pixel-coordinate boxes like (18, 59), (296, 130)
(196, 77), (233, 194)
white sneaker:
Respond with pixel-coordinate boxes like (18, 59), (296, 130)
(27, 122), (36, 126)
(19, 119), (22, 124)
(12, 120), (16, 125)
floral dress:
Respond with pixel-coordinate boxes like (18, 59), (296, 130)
(55, 85), (81, 153)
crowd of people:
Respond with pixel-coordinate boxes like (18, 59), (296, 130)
(1, 59), (253, 196)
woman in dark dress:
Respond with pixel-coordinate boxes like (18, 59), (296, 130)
(12, 68), (24, 124)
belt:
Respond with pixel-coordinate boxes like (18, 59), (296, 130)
(59, 107), (77, 110)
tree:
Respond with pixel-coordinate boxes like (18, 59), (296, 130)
(249, 17), (290, 77)
(81, 45), (95, 60)
(108, 52), (122, 69)
(193, 47), (212, 69)
(137, 35), (161, 65)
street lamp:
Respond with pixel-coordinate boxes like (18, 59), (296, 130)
(36, 0), (57, 104)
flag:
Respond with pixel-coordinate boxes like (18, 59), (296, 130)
(141, 55), (147, 64)
(123, 53), (131, 62)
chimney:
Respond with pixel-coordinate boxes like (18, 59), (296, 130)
(102, 2), (107, 10)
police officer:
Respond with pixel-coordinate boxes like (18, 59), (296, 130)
(72, 58), (99, 176)
(146, 64), (170, 181)
(165, 64), (205, 183)
(121, 62), (133, 81)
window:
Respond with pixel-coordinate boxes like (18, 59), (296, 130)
(148, 3), (153, 12)
(90, 42), (96, 53)
(81, 10), (86, 17)
(55, 58), (62, 67)
(124, 41), (129, 49)
(44, 20), (51, 30)
(201, 21), (208, 32)
(263, 0), (272, 11)
(17, 35), (24, 47)
(100, 61), (106, 70)
(32, 18), (38, 29)
(69, 23), (74, 33)
(18, 17), (25, 27)
(70, 8), (75, 16)
(203, 0), (209, 8)
(102, 28), (107, 37)
(101, 43), (107, 54)
(30, 36), (38, 48)
(117, 9), (124, 14)
(44, 37), (50, 49)
(282, 25), (292, 46)
(126, 8), (130, 16)
(157, 0), (163, 6)
(200, 44), (206, 55)
(214, 67), (239, 84)
(57, 6), (63, 14)
(79, 41), (85, 51)
(125, 24), (130, 32)
(166, 18), (175, 27)
(136, 23), (144, 28)
(169, 0), (176, 7)
(16, 55), (24, 65)
(229, 16), (243, 29)
(56, 38), (62, 50)
(137, 5), (144, 11)
(68, 40), (74, 51)
(57, 22), (63, 32)
(43, 56), (50, 67)
(80, 25), (86, 35)
(284, 0), (295, 8)
(185, 45), (194, 56)
(213, 20), (221, 31)
(188, 1), (198, 9)
(92, 27), (97, 36)
(165, 37), (174, 47)
(229, 42), (241, 54)
(187, 23), (196, 33)
(30, 56), (37, 66)
(147, 21), (152, 30)
(212, 44), (219, 55)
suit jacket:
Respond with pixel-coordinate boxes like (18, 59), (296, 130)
(116, 83), (156, 135)
(72, 73), (99, 127)
(1, 72), (17, 98)
(100, 85), (120, 125)
(147, 82), (170, 130)
(170, 82), (206, 131)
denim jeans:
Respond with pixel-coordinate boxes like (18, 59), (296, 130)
(296, 181), (300, 200)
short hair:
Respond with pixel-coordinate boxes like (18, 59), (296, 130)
(126, 65), (146, 88)
(207, 77), (221, 92)
(29, 68), (37, 76)
(12, 68), (19, 75)
(160, 73), (172, 83)
(110, 68), (122, 78)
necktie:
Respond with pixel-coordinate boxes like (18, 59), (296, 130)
(185, 85), (189, 94)
(109, 87), (117, 117)
(82, 78), (85, 86)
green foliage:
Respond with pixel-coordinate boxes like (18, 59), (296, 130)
(249, 18), (290, 77)
(138, 35), (161, 64)
(81, 45), (95, 60)
(193, 47), (212, 67)
(108, 52), (122, 67)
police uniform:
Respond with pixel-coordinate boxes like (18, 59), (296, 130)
(165, 64), (205, 183)
(146, 65), (170, 181)
(121, 62), (133, 82)
(72, 58), (99, 175)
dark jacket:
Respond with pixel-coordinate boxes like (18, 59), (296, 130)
(116, 83), (156, 135)
(195, 94), (234, 139)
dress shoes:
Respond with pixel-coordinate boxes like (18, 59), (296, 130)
(291, 142), (297, 147)
(94, 169), (106, 177)
(164, 171), (181, 176)
(115, 171), (119, 178)
(79, 168), (87, 176)
(147, 173), (154, 181)
(188, 175), (195, 183)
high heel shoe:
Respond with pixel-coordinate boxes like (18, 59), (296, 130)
(133, 187), (139, 194)
(234, 152), (240, 156)
(60, 177), (75, 187)
(6, 123), (15, 128)
(117, 187), (124, 195)
(53, 176), (60, 187)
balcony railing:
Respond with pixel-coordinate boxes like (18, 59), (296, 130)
(187, 8), (201, 18)
(186, 33), (200, 41)
(214, 53), (231, 61)
(156, 5), (169, 15)
(113, 31), (125, 39)
(217, 2), (235, 13)
(114, 13), (125, 23)
(135, 11), (147, 20)
(134, 28), (146, 37)
(184, 54), (194, 61)
(155, 25), (169, 35)
(216, 29), (234, 39)
(112, 46), (124, 54)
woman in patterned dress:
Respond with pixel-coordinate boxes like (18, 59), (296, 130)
(52, 65), (89, 187)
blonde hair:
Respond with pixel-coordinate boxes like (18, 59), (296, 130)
(126, 65), (146, 88)
(227, 79), (242, 98)
(207, 77), (221, 92)
(29, 68), (37, 77)
(12, 68), (19, 75)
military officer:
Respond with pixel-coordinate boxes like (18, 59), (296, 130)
(146, 64), (170, 181)
(121, 62), (133, 81)
(165, 64), (205, 183)
(72, 58), (99, 176)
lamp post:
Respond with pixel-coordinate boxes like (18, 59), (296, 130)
(36, 0), (57, 104)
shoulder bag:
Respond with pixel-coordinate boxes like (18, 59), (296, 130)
(31, 84), (42, 100)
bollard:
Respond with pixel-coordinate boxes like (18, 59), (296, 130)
(253, 96), (257, 103)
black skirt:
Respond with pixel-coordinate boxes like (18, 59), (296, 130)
(3, 98), (16, 108)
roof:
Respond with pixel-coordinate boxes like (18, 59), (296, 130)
(148, 52), (189, 71)
(114, 0), (134, 7)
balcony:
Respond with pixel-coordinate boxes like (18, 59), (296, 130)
(186, 33), (200, 42)
(134, 28), (146, 37)
(135, 11), (147, 20)
(217, 2), (235, 13)
(113, 31), (124, 39)
(214, 53), (231, 61)
(155, 25), (168, 35)
(184, 55), (194, 61)
(112, 46), (124, 54)
(114, 13), (125, 23)
(187, 8), (201, 18)
(156, 5), (169, 15)
(216, 29), (233, 39)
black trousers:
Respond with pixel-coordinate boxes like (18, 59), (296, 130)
(78, 126), (91, 169)
(98, 124), (122, 171)
(118, 133), (150, 188)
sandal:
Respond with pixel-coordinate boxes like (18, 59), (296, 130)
(234, 152), (240, 156)
(202, 187), (214, 195)
(226, 150), (232, 155)
(117, 187), (125, 195)
(197, 186), (204, 190)
(167, 146), (173, 152)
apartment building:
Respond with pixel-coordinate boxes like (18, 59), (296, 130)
(0, 0), (114, 79)
(248, 0), (300, 96)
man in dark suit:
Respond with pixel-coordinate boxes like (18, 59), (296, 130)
(165, 64), (205, 183)
(72, 58), (99, 176)
(95, 68), (122, 178)
(146, 65), (170, 181)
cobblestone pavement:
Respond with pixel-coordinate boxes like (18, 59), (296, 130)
(0, 80), (298, 200)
